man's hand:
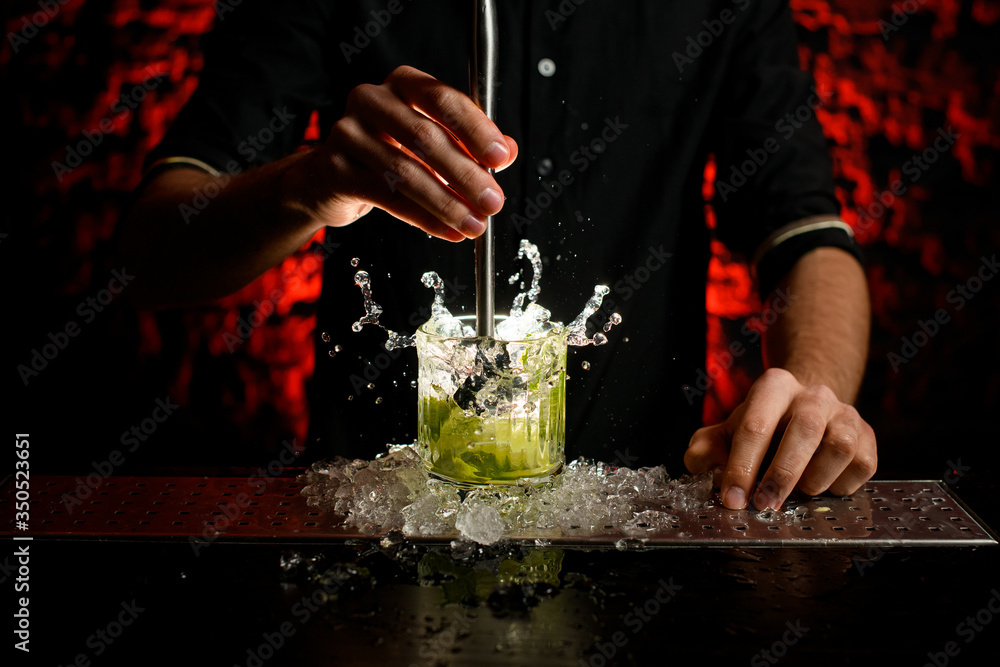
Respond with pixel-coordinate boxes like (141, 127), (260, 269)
(292, 65), (518, 241)
(684, 368), (877, 510)
(120, 65), (517, 307)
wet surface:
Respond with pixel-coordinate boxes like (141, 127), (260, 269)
(13, 538), (1000, 666)
(10, 472), (993, 547)
(6, 463), (999, 665)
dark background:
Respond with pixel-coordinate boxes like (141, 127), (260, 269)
(2, 4), (1000, 666)
(3, 0), (999, 480)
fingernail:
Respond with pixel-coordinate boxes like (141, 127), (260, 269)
(459, 215), (486, 236)
(480, 188), (504, 212)
(723, 486), (746, 510)
(484, 141), (509, 166)
(754, 490), (779, 510)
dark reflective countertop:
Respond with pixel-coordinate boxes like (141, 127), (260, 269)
(8, 428), (1000, 666)
(7, 472), (1000, 666)
(13, 537), (1000, 666)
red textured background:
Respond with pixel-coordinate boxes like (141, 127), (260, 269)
(5, 0), (999, 472)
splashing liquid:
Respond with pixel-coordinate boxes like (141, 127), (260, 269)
(351, 241), (621, 347)
(508, 239), (543, 319)
(351, 270), (416, 351)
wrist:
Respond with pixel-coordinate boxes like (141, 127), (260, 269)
(770, 360), (861, 405)
(277, 146), (373, 231)
(276, 148), (329, 234)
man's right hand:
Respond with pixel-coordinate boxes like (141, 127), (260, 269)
(292, 65), (518, 241)
(120, 66), (516, 307)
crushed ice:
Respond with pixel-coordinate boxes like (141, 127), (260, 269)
(299, 445), (716, 545)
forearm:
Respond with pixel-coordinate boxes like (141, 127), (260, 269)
(117, 150), (324, 308)
(762, 246), (870, 404)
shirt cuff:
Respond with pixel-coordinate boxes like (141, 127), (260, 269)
(752, 216), (864, 299)
(143, 156), (223, 179)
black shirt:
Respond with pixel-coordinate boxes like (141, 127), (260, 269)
(145, 0), (861, 472)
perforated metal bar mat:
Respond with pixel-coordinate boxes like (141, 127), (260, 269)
(2, 476), (995, 547)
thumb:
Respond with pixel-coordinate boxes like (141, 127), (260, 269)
(684, 422), (731, 477)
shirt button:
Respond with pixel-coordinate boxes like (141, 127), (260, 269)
(537, 58), (556, 77)
(537, 158), (553, 176)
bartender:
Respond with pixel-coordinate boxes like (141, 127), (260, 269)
(118, 0), (877, 511)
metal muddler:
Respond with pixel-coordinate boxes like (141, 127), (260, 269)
(470, 0), (498, 338)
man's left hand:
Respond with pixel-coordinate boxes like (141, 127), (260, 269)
(684, 368), (877, 510)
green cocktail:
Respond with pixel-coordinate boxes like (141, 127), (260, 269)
(415, 317), (567, 485)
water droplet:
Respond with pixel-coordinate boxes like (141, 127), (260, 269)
(366, 383), (375, 390)
(581, 361), (591, 370)
(321, 331), (330, 343)
(347, 395), (354, 401)
(327, 350), (336, 357)
(334, 344), (343, 353)
(623, 337), (630, 343)
(350, 257), (360, 267)
(375, 397), (383, 405)
(410, 380), (417, 388)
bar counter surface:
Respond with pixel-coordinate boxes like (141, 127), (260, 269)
(5, 436), (1000, 667)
